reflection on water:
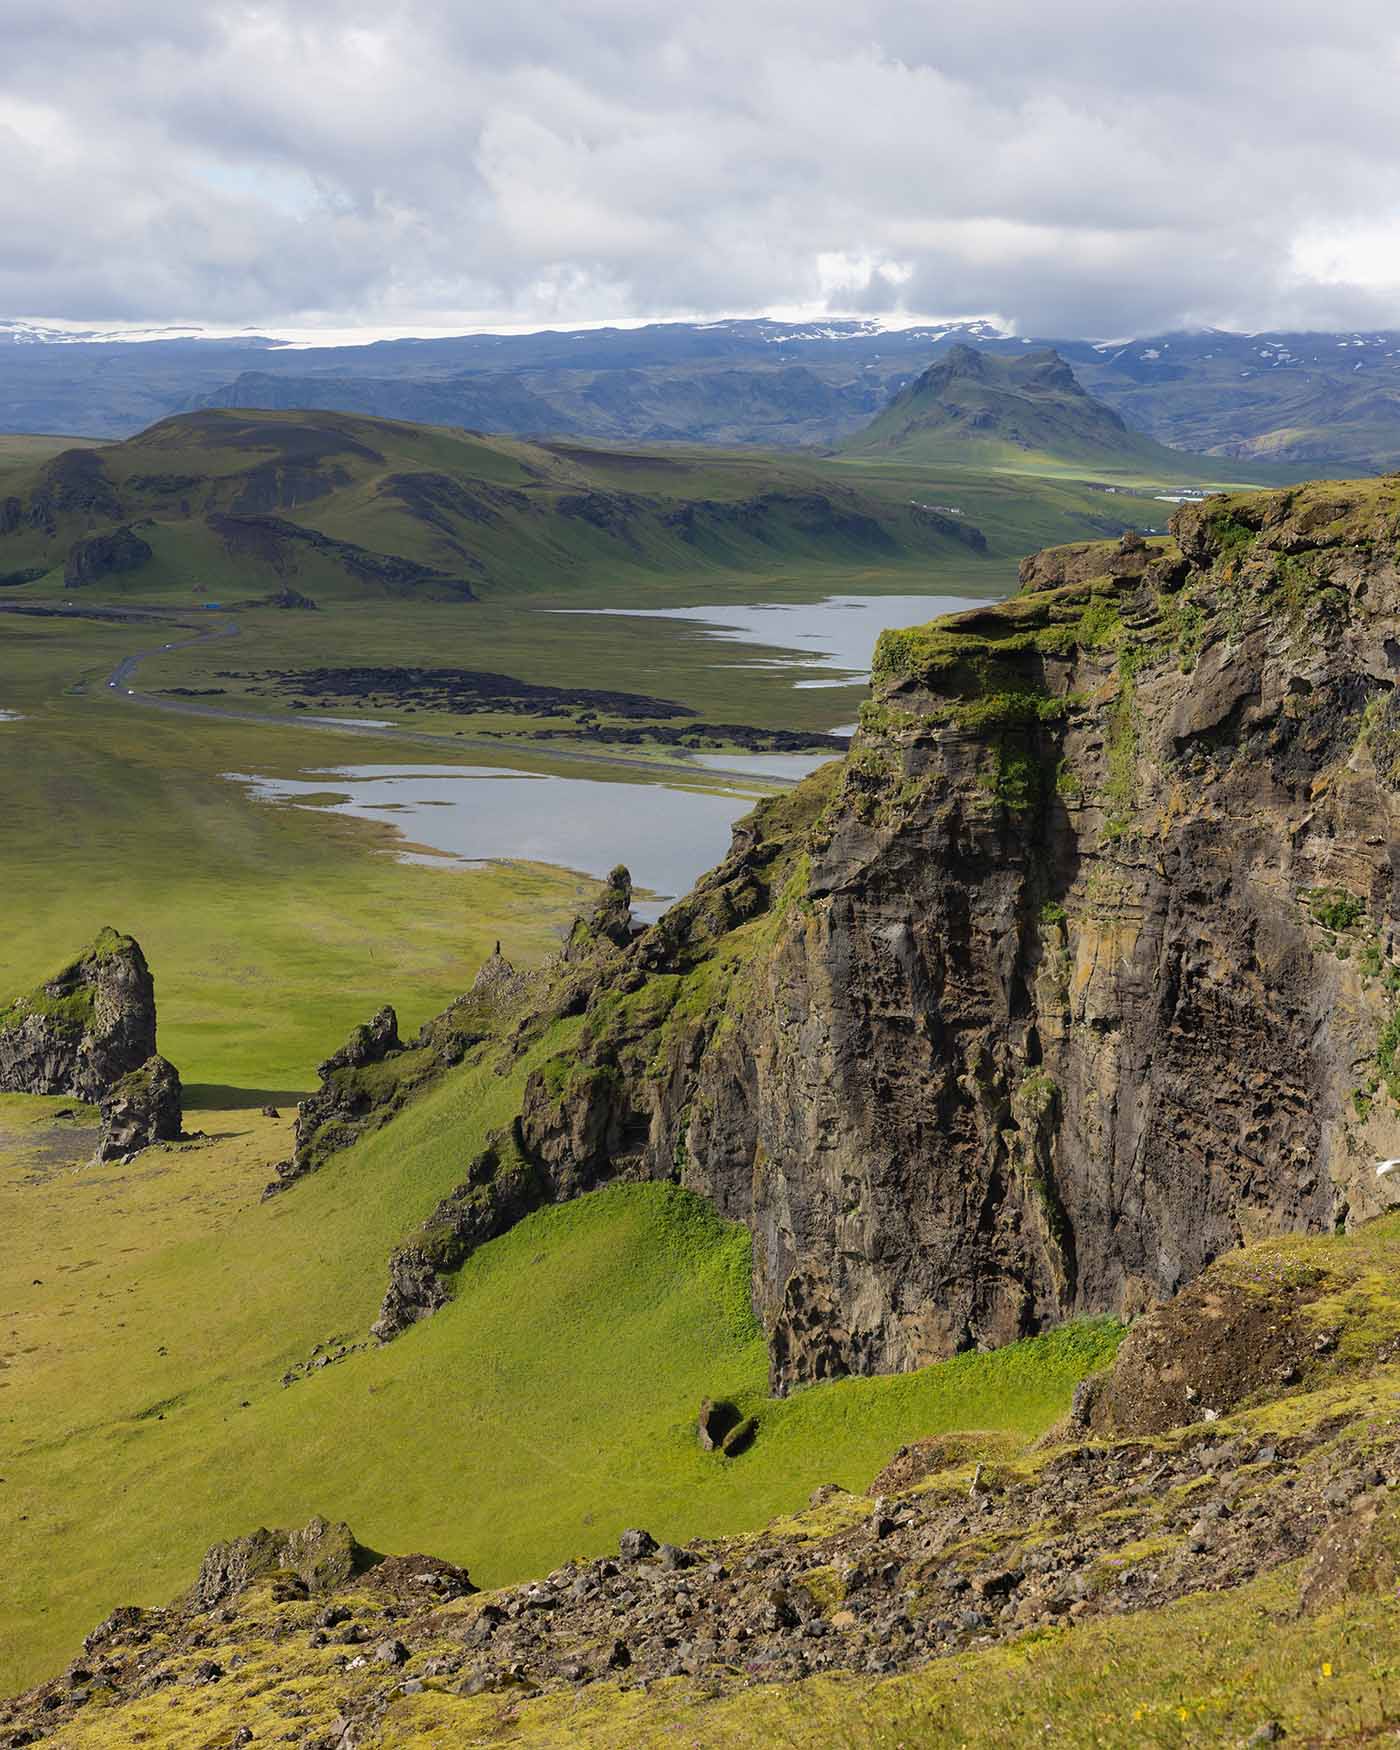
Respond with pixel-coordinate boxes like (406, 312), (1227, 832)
(690, 749), (839, 781)
(550, 591), (990, 689)
(226, 764), (772, 921)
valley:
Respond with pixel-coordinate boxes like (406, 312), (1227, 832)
(5, 387), (1399, 1746)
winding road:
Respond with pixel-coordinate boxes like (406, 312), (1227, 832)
(4, 600), (802, 791)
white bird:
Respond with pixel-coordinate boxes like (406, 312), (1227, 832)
(1377, 1159), (1400, 1178)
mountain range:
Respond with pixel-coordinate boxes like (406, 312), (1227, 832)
(5, 316), (1400, 469)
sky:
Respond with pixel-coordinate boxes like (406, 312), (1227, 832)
(4, 0), (1400, 340)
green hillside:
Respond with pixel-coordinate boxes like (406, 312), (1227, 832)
(0, 1050), (1116, 1694)
(0, 408), (987, 605)
(839, 344), (1228, 480)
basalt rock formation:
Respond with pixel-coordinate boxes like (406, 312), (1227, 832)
(95, 1054), (183, 1161)
(488, 479), (1400, 1392)
(0, 928), (158, 1101)
(274, 1005), (406, 1193)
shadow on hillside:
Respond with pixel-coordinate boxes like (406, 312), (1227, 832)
(184, 1084), (312, 1112)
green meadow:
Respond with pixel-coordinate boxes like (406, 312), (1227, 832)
(0, 1050), (1119, 1693)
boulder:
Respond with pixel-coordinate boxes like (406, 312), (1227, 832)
(697, 1398), (741, 1451)
(96, 1055), (183, 1161)
(0, 929), (157, 1100)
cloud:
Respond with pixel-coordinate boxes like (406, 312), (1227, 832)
(3, 0), (1400, 335)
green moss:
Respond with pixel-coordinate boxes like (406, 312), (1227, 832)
(1377, 1006), (1400, 1104)
(1101, 648), (1142, 841)
(1304, 886), (1366, 933)
(1208, 508), (1257, 556)
(0, 931), (135, 1039)
(986, 743), (1044, 811)
(1155, 589), (1207, 671)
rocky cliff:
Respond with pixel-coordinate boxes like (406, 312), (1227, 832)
(0, 929), (158, 1101)
(496, 479), (1400, 1391)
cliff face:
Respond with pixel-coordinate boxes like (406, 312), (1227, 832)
(0, 928), (158, 1101)
(516, 480), (1400, 1391)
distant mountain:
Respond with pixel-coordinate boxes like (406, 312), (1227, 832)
(0, 407), (985, 603)
(2, 315), (1400, 470)
(837, 344), (1199, 473)
(1061, 329), (1400, 470)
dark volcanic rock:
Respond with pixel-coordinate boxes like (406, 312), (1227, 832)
(96, 1055), (183, 1161)
(501, 479), (1400, 1392)
(230, 662), (696, 722)
(276, 950), (535, 1199)
(63, 524), (153, 587)
(0, 929), (157, 1100)
(275, 1006), (404, 1191)
(373, 1128), (542, 1341)
(564, 865), (636, 960)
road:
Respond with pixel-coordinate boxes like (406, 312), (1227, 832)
(12, 601), (801, 790)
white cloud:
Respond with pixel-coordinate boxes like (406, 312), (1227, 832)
(2, 0), (1399, 334)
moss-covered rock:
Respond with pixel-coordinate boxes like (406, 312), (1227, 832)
(0, 927), (156, 1100)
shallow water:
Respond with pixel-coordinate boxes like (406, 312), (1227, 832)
(227, 764), (772, 920)
(689, 749), (838, 781)
(550, 590), (990, 691)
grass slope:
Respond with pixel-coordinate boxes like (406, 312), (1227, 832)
(0, 408), (986, 606)
(0, 1038), (1117, 1693)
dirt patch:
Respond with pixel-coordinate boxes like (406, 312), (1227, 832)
(1081, 1267), (1328, 1436)
(0, 1116), (98, 1183)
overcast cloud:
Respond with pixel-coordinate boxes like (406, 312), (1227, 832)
(4, 0), (1400, 337)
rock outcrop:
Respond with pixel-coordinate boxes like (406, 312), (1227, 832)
(274, 952), (535, 1196)
(500, 478), (1400, 1391)
(62, 523), (153, 587)
(372, 1129), (541, 1341)
(563, 864), (636, 960)
(0, 928), (158, 1101)
(273, 1006), (405, 1192)
(95, 1054), (183, 1161)
(190, 1518), (375, 1610)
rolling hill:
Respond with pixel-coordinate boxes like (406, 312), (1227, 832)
(0, 407), (987, 604)
(837, 344), (1215, 477)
